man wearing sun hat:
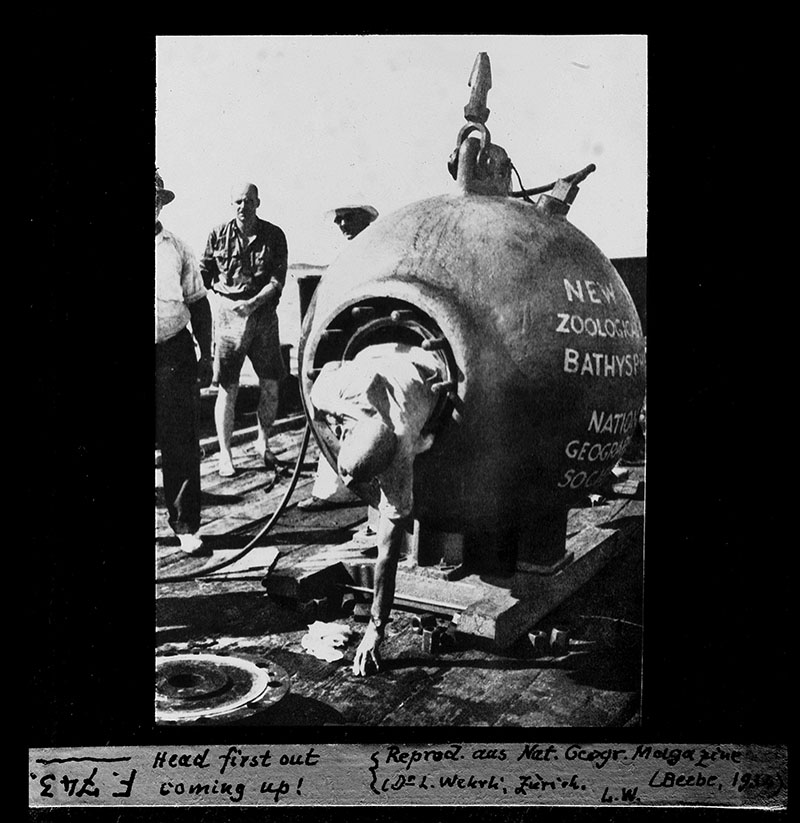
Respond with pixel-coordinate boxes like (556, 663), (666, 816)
(155, 169), (213, 555)
(329, 203), (379, 240)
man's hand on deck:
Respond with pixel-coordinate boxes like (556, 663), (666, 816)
(352, 622), (383, 676)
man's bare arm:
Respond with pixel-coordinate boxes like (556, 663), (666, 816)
(230, 278), (282, 316)
(352, 512), (409, 676)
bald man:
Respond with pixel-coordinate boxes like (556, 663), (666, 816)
(200, 183), (288, 476)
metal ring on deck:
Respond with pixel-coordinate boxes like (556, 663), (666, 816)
(155, 653), (290, 724)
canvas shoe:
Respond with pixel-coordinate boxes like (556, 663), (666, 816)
(177, 533), (204, 555)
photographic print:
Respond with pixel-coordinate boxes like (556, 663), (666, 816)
(29, 30), (788, 815)
(154, 34), (648, 729)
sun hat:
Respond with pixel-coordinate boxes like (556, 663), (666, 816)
(155, 169), (175, 205)
(325, 204), (379, 222)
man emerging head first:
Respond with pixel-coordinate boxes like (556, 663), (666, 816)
(310, 342), (443, 676)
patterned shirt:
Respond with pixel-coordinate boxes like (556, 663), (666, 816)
(199, 217), (287, 301)
(155, 224), (207, 344)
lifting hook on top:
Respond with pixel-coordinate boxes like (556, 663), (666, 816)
(465, 52), (492, 124)
(449, 52), (511, 195)
(449, 52), (495, 165)
(447, 52), (598, 211)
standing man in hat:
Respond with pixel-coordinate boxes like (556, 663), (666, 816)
(330, 203), (378, 241)
(200, 183), (288, 477)
(155, 169), (213, 554)
(298, 203), (379, 511)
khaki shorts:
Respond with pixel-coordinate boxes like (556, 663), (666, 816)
(212, 295), (285, 386)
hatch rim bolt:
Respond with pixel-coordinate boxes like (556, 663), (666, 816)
(529, 629), (550, 657)
(550, 626), (570, 653)
(390, 309), (414, 323)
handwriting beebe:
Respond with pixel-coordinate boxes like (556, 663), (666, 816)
(30, 743), (784, 807)
(369, 743), (776, 804)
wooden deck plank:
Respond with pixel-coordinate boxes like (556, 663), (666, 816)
(381, 653), (547, 726)
(157, 432), (358, 537)
(155, 422), (645, 727)
(381, 538), (642, 727)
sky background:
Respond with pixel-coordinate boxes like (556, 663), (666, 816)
(156, 34), (647, 268)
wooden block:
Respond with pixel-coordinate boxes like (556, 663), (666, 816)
(454, 519), (636, 648)
(264, 558), (353, 601)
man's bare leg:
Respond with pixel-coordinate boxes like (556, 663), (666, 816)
(254, 377), (280, 465)
(215, 382), (240, 476)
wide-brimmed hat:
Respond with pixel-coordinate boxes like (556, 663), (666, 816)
(325, 204), (379, 222)
(155, 169), (175, 205)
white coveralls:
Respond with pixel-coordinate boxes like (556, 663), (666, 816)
(310, 342), (443, 675)
(309, 342), (442, 519)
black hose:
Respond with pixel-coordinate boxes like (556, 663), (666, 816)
(155, 424), (313, 584)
